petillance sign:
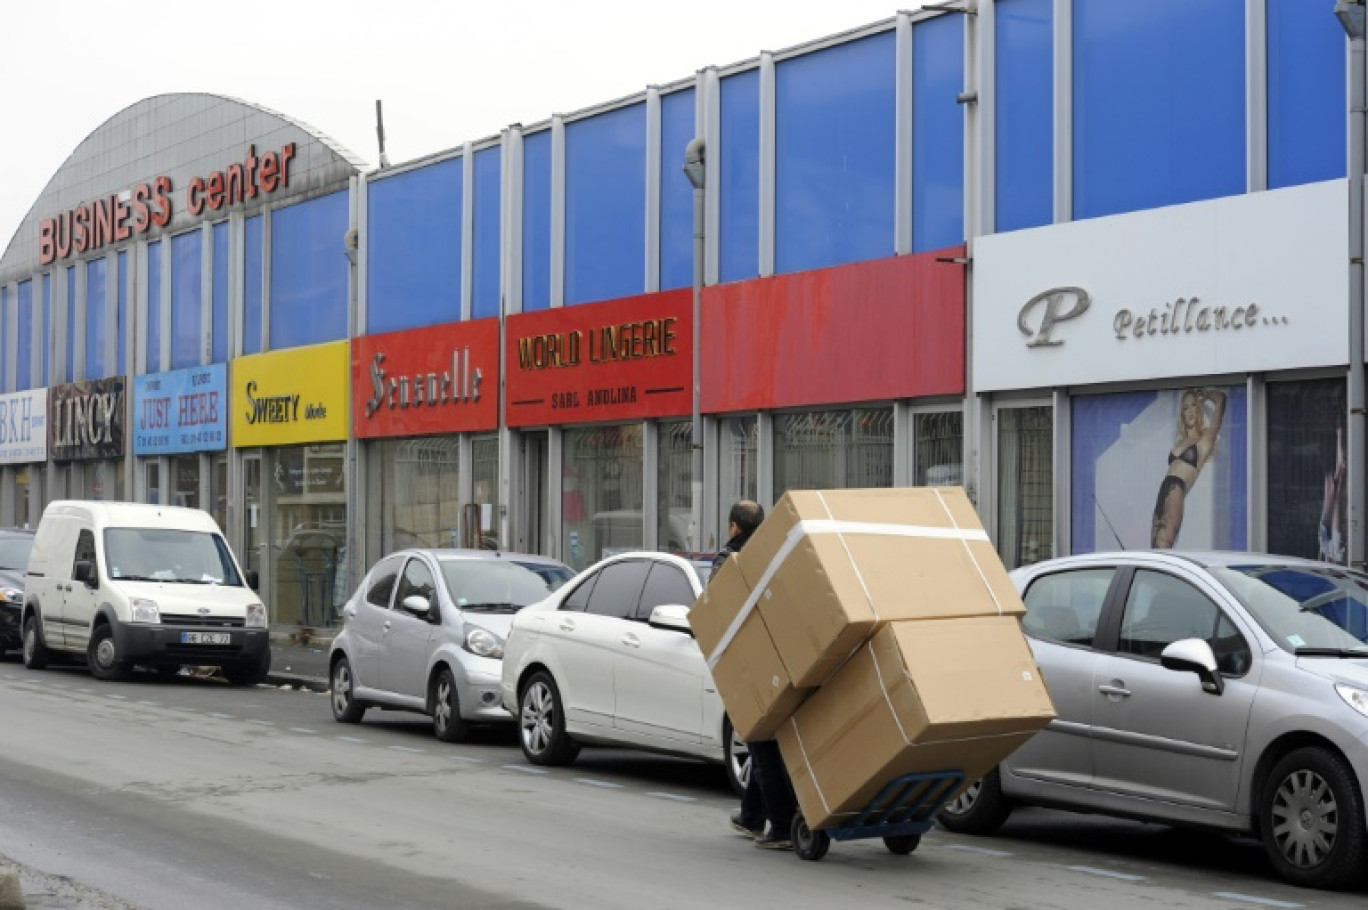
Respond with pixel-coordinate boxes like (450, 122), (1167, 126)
(0, 388), (48, 465)
(133, 364), (228, 456)
(231, 341), (349, 448)
(49, 378), (125, 462)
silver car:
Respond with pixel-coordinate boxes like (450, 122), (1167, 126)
(329, 549), (572, 741)
(937, 551), (1368, 891)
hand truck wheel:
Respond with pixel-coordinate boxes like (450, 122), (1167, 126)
(883, 834), (921, 855)
(792, 814), (830, 861)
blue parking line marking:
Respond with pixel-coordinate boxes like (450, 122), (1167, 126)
(1067, 866), (1146, 882)
(944, 844), (1013, 857)
(106, 694), (127, 700)
(76, 688), (94, 694)
(574, 778), (624, 789)
(288, 727), (317, 734)
(1211, 894), (1303, 909)
(248, 719), (275, 726)
(335, 735), (367, 743)
(137, 701), (161, 706)
(449, 756), (483, 763)
(208, 712), (234, 719)
(647, 792), (697, 803)
(389, 746), (427, 754)
(503, 764), (548, 774)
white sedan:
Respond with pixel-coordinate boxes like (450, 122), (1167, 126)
(500, 551), (748, 794)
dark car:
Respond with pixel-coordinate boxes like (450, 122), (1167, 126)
(0, 528), (35, 655)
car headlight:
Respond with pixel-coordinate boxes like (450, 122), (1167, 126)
(0, 587), (22, 604)
(245, 603), (267, 628)
(463, 625), (504, 659)
(1335, 683), (1368, 719)
(130, 598), (160, 624)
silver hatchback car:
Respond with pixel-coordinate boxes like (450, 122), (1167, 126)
(937, 551), (1368, 891)
(329, 549), (572, 741)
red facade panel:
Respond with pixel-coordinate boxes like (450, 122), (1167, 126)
(701, 250), (966, 412)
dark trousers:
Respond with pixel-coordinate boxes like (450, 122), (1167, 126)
(740, 739), (797, 833)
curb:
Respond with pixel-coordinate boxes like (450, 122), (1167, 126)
(266, 671), (330, 693)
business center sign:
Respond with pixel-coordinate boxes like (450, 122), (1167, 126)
(132, 364), (228, 456)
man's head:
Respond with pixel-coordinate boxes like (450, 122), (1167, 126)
(728, 500), (764, 539)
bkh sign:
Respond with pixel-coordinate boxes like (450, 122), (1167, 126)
(0, 389), (48, 465)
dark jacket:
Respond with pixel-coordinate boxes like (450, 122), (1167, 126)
(710, 531), (752, 575)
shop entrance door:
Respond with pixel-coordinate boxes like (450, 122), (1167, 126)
(243, 454), (264, 586)
(518, 431), (549, 555)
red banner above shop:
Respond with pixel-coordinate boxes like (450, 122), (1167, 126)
(505, 290), (693, 428)
(701, 249), (966, 412)
(352, 318), (500, 438)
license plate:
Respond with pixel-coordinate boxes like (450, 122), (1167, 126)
(181, 632), (231, 645)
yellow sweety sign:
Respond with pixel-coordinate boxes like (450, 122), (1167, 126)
(231, 341), (349, 448)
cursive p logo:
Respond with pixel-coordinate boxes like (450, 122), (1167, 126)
(1018, 286), (1091, 348)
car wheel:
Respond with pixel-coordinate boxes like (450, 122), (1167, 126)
(222, 652), (271, 687)
(22, 614), (49, 670)
(519, 671), (579, 766)
(87, 623), (130, 681)
(330, 656), (366, 723)
(1260, 746), (1367, 890)
(722, 717), (750, 798)
(432, 668), (470, 743)
(935, 768), (1014, 835)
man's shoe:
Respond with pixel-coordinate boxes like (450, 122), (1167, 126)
(754, 829), (793, 851)
(729, 810), (764, 839)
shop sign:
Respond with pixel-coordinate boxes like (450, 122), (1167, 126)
(974, 179), (1345, 392)
(49, 377), (125, 462)
(0, 388), (48, 465)
(231, 341), (349, 448)
(38, 143), (297, 266)
(701, 250), (966, 413)
(352, 319), (499, 438)
(132, 364), (228, 456)
(505, 289), (692, 427)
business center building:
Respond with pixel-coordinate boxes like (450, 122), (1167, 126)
(0, 3), (1354, 628)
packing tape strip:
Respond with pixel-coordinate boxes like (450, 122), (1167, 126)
(787, 715), (833, 817)
(706, 518), (992, 669)
(933, 488), (1005, 616)
(816, 491), (878, 623)
(867, 639), (912, 746)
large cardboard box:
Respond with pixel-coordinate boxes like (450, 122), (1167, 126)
(777, 616), (1055, 831)
(689, 555), (810, 740)
(738, 488), (1025, 687)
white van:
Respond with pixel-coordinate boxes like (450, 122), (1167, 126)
(21, 501), (271, 685)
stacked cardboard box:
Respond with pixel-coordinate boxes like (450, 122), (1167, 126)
(691, 487), (1056, 831)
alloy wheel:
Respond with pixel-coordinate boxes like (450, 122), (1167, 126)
(434, 677), (453, 732)
(521, 680), (553, 755)
(943, 779), (982, 817)
(1270, 768), (1339, 869)
(729, 734), (751, 789)
(332, 663), (353, 716)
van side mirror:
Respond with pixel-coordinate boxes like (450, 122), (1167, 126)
(74, 559), (96, 587)
(1160, 638), (1224, 695)
(246, 569), (260, 591)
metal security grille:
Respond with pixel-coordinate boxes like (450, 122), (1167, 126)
(718, 417), (758, 522)
(774, 407), (894, 494)
(997, 406), (1054, 569)
(915, 411), (964, 487)
(658, 421), (693, 552)
(563, 425), (645, 569)
(471, 436), (501, 548)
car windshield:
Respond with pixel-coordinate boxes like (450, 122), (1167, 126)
(0, 536), (33, 571)
(1209, 564), (1368, 652)
(511, 561), (574, 592)
(439, 559), (570, 612)
(103, 528), (244, 586)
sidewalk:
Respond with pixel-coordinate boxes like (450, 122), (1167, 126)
(266, 629), (333, 692)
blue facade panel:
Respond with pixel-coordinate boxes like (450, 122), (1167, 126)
(147, 242), (162, 374)
(117, 252), (127, 375)
(85, 258), (107, 380)
(720, 70), (760, 284)
(170, 231), (201, 370)
(243, 216), (263, 356)
(995, 0), (1053, 233)
(367, 158), (463, 333)
(16, 282), (30, 392)
(776, 33), (897, 273)
(212, 222), (228, 363)
(1268, 0), (1345, 189)
(1074, 0), (1245, 220)
(473, 147), (501, 319)
(65, 267), (76, 383)
(270, 190), (349, 349)
(41, 276), (50, 387)
(660, 88), (696, 292)
(913, 17), (965, 251)
(565, 104), (646, 305)
(522, 131), (551, 313)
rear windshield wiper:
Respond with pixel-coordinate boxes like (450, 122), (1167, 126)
(1294, 647), (1368, 658)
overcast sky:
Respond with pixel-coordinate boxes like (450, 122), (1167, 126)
(0, 0), (918, 257)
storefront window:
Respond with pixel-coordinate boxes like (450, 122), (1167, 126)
(773, 406), (893, 495)
(270, 443), (347, 628)
(375, 437), (461, 554)
(171, 454), (200, 509)
(210, 454), (228, 535)
(914, 411), (963, 486)
(1268, 379), (1345, 563)
(717, 417), (758, 535)
(657, 421), (694, 553)
(15, 469), (32, 529)
(562, 424), (644, 570)
(471, 436), (500, 549)
(998, 406), (1053, 569)
(83, 460), (124, 502)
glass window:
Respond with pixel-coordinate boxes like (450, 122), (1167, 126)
(147, 243), (162, 373)
(719, 69), (760, 284)
(522, 131), (552, 313)
(41, 275), (51, 387)
(1267, 0), (1345, 189)
(368, 158), (463, 333)
(102, 527), (242, 586)
(636, 562), (695, 620)
(774, 407), (893, 494)
(995, 0), (1053, 233)
(171, 454), (199, 509)
(0, 533), (33, 573)
(914, 411), (963, 486)
(659, 87), (696, 292)
(117, 251), (128, 375)
(585, 560), (650, 619)
(16, 281), (32, 391)
(560, 574), (598, 612)
(210, 453), (227, 536)
(439, 559), (563, 608)
(776, 33), (896, 273)
(66, 266), (76, 382)
(717, 416), (758, 541)
(395, 557), (437, 614)
(375, 437), (460, 555)
(170, 230), (202, 370)
(211, 222), (228, 363)
(997, 405), (1052, 569)
(657, 421), (694, 553)
(1210, 564), (1368, 652)
(270, 442), (347, 627)
(1267, 379), (1346, 564)
(365, 555), (404, 608)
(473, 147), (501, 319)
(83, 460), (124, 502)
(1022, 567), (1112, 646)
(565, 104), (646, 305)
(912, 15), (965, 252)
(472, 436), (500, 549)
(243, 215), (263, 355)
(271, 191), (349, 348)
(1118, 569), (1225, 660)
(73, 528), (96, 576)
(85, 258), (107, 380)
(562, 424), (644, 570)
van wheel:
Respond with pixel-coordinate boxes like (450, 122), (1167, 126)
(87, 624), (130, 681)
(23, 615), (50, 670)
(223, 652), (271, 687)
(1260, 746), (1367, 890)
(432, 668), (470, 743)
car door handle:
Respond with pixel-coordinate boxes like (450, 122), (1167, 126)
(382, 620), (392, 630)
(559, 619), (576, 632)
(1098, 682), (1131, 698)
(621, 634), (640, 648)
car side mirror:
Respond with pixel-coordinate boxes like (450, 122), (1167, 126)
(246, 569), (260, 591)
(401, 594), (437, 622)
(648, 604), (694, 636)
(74, 559), (96, 587)
(1160, 637), (1223, 695)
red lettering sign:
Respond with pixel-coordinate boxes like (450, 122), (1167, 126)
(351, 318), (501, 438)
(505, 289), (692, 428)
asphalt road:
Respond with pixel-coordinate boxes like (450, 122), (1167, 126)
(2, 654), (1365, 910)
